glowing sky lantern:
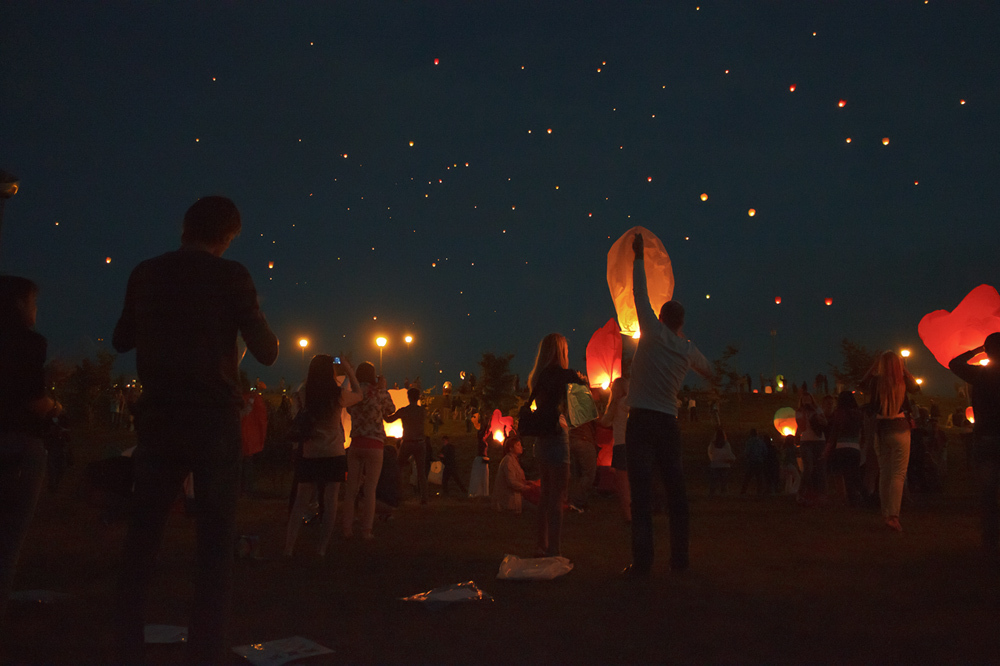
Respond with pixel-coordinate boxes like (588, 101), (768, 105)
(433, 58), (439, 65)
(918, 284), (1000, 368)
(383, 388), (409, 439)
(882, 137), (890, 146)
(825, 297), (833, 306)
(775, 296), (782, 304)
(789, 84), (796, 91)
(105, 257), (111, 264)
(966, 406), (975, 424)
(489, 408), (514, 444)
(586, 318), (622, 390)
(700, 193), (708, 201)
(268, 261), (274, 269)
(838, 99), (846, 107)
(846, 137), (852, 143)
(773, 407), (797, 437)
(607, 226), (674, 339)
(748, 208), (756, 217)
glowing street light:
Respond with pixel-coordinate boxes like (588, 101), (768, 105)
(298, 337), (309, 361)
(376, 336), (387, 374)
(900, 349), (911, 358)
(915, 378), (924, 385)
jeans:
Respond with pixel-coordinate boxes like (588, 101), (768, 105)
(118, 407), (242, 665)
(626, 409), (689, 571)
(974, 436), (1000, 557)
(537, 461), (569, 557)
(0, 434), (46, 628)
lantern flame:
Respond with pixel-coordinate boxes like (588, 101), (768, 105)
(967, 406), (975, 423)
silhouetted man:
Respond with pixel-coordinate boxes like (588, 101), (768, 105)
(623, 232), (713, 577)
(949, 332), (1000, 564)
(387, 387), (428, 503)
(113, 196), (278, 663)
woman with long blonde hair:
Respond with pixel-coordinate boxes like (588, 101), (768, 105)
(864, 351), (920, 531)
(522, 333), (586, 557)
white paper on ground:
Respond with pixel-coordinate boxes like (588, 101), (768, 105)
(496, 554), (574, 580)
(232, 636), (334, 666)
(144, 624), (188, 643)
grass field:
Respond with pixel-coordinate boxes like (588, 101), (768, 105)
(5, 392), (998, 664)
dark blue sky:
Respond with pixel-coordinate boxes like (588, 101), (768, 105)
(3, 1), (998, 392)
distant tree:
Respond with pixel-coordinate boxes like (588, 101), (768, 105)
(60, 350), (117, 426)
(475, 352), (517, 419)
(829, 338), (877, 390)
(711, 344), (742, 393)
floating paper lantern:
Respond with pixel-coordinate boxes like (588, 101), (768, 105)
(838, 99), (846, 107)
(789, 84), (796, 91)
(825, 298), (833, 306)
(268, 261), (274, 269)
(774, 407), (797, 437)
(775, 296), (781, 304)
(748, 208), (756, 217)
(383, 389), (409, 439)
(966, 406), (975, 424)
(882, 137), (890, 146)
(607, 226), (674, 339)
(586, 318), (622, 390)
(490, 408), (515, 444)
(433, 58), (439, 65)
(700, 193), (708, 201)
(918, 284), (1000, 368)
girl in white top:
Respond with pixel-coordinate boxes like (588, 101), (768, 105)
(284, 355), (361, 557)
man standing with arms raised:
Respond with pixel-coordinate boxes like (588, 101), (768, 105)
(113, 196), (278, 663)
(623, 232), (713, 578)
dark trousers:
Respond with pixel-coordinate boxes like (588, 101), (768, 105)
(398, 440), (428, 501)
(975, 436), (1000, 557)
(117, 407), (241, 665)
(0, 435), (46, 629)
(626, 408), (689, 571)
(441, 463), (466, 494)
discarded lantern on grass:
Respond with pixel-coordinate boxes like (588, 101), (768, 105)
(607, 226), (674, 339)
(586, 318), (622, 390)
(917, 284), (1000, 368)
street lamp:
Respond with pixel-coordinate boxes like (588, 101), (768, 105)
(376, 336), (387, 375)
(0, 169), (20, 256)
(404, 334), (413, 377)
(900, 349), (911, 358)
(298, 337), (309, 361)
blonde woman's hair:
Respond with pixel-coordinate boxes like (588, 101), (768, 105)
(872, 351), (906, 417)
(528, 333), (568, 392)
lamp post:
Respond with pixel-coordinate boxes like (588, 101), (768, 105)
(900, 348), (910, 359)
(0, 169), (20, 257)
(404, 334), (413, 378)
(298, 337), (309, 362)
(376, 336), (387, 376)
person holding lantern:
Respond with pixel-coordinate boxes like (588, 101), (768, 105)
(861, 351), (920, 532)
(600, 376), (632, 523)
(0, 276), (61, 632)
(524, 333), (587, 558)
(343, 362), (395, 540)
(948, 333), (1000, 562)
(112, 196), (278, 663)
(622, 233), (713, 578)
(283, 355), (361, 557)
(386, 387), (429, 504)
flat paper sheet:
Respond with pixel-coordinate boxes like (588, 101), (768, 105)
(232, 636), (334, 666)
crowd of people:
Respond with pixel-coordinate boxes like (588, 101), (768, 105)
(3, 205), (999, 663)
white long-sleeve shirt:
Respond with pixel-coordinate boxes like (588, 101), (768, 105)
(628, 259), (713, 416)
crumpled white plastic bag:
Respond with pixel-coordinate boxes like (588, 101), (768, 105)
(400, 581), (494, 610)
(496, 554), (574, 580)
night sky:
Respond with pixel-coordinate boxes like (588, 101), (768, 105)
(3, 1), (998, 392)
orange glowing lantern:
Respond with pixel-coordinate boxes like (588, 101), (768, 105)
(774, 407), (797, 437)
(433, 58), (439, 65)
(825, 298), (833, 306)
(105, 257), (111, 264)
(966, 406), (975, 424)
(748, 208), (756, 217)
(490, 408), (514, 444)
(383, 388), (410, 439)
(586, 318), (622, 390)
(838, 99), (846, 107)
(607, 226), (674, 339)
(918, 284), (1000, 368)
(775, 296), (782, 304)
(268, 261), (274, 269)
(882, 137), (890, 146)
(846, 137), (852, 143)
(700, 193), (708, 201)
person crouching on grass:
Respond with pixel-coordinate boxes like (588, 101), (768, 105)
(492, 435), (538, 514)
